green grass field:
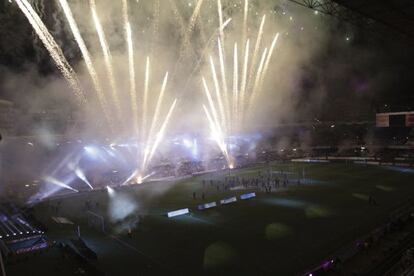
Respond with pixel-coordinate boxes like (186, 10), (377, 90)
(7, 162), (414, 275)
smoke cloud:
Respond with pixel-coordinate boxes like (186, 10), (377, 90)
(1, 0), (409, 203)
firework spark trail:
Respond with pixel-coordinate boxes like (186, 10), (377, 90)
(168, 0), (197, 80)
(143, 99), (178, 170)
(202, 77), (228, 159)
(216, 0), (227, 125)
(122, 0), (138, 133)
(151, 0), (160, 56)
(203, 105), (221, 147)
(58, 0), (112, 127)
(141, 145), (150, 174)
(126, 23), (137, 128)
(142, 57), (150, 146)
(217, 0), (224, 47)
(202, 105), (229, 163)
(203, 106), (221, 143)
(247, 34), (279, 113)
(90, 0), (122, 120)
(242, 0), (249, 47)
(169, 0), (187, 43)
(239, 0), (250, 120)
(45, 177), (78, 193)
(15, 0), (85, 105)
(202, 9), (280, 168)
(217, 38), (231, 130)
(248, 47), (268, 113)
(240, 0), (248, 77)
(259, 33), (280, 90)
(169, 0), (207, 58)
(19, 0), (77, 88)
(187, 0), (204, 41)
(203, 106), (223, 148)
(180, 18), (232, 95)
(239, 39), (250, 126)
(247, 15), (266, 91)
(174, 0), (204, 76)
(147, 72), (169, 149)
(232, 43), (239, 132)
(209, 57), (226, 129)
(202, 78), (222, 133)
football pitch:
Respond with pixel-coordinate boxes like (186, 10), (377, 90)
(8, 162), (414, 275)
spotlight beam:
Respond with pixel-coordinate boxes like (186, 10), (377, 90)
(45, 177), (78, 193)
(74, 168), (94, 190)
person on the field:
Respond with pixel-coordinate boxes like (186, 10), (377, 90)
(368, 195), (377, 205)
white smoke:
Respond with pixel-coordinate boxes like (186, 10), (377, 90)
(108, 191), (137, 222)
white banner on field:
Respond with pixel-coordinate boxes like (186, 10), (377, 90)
(167, 208), (190, 218)
(220, 197), (237, 205)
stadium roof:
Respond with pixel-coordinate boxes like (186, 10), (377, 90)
(333, 0), (414, 37)
(288, 0), (414, 44)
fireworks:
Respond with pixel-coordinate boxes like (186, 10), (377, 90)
(239, 39), (250, 124)
(14, 0), (282, 190)
(15, 0), (86, 105)
(202, 0), (280, 168)
(90, 0), (122, 122)
(142, 99), (178, 171)
(16, 0), (178, 182)
(58, 0), (111, 127)
(142, 57), (150, 146)
(173, 0), (205, 79)
(122, 0), (138, 133)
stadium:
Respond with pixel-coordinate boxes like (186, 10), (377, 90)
(0, 0), (414, 275)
